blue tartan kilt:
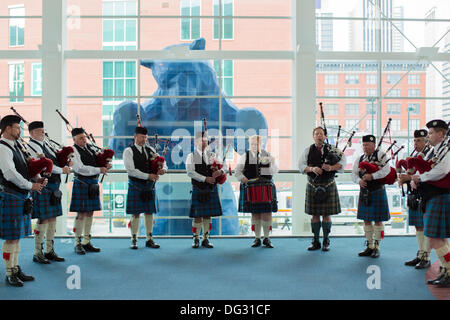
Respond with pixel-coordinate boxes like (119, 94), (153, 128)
(32, 183), (63, 220)
(69, 178), (101, 212)
(238, 183), (278, 214)
(423, 194), (450, 239)
(357, 187), (390, 222)
(0, 190), (32, 240)
(408, 207), (424, 228)
(189, 185), (223, 218)
(126, 180), (158, 215)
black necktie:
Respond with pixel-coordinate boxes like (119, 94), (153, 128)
(14, 143), (27, 164)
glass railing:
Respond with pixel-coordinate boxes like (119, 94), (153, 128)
(55, 170), (414, 237)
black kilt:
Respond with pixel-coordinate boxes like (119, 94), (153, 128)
(423, 194), (450, 239)
(0, 190), (32, 240)
(126, 180), (158, 215)
(305, 179), (341, 216)
(189, 185), (223, 218)
(69, 178), (101, 212)
(32, 182), (63, 220)
(238, 183), (278, 214)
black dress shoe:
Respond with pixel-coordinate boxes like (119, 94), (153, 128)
(15, 266), (34, 282)
(308, 240), (321, 251)
(5, 275), (23, 287)
(405, 257), (421, 266)
(251, 238), (261, 247)
(130, 237), (138, 250)
(415, 254), (431, 269)
(145, 239), (160, 249)
(74, 244), (86, 255)
(371, 248), (380, 258)
(44, 250), (65, 262)
(358, 246), (373, 257)
(192, 236), (200, 248)
(201, 238), (214, 248)
(322, 238), (330, 252)
(33, 251), (51, 264)
(405, 251), (421, 266)
(427, 267), (446, 285)
(262, 237), (274, 248)
(82, 242), (101, 252)
(435, 273), (450, 287)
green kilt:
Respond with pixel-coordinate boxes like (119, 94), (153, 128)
(305, 179), (341, 216)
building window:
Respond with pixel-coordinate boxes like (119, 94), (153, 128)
(345, 89), (359, 97)
(408, 74), (420, 84)
(386, 89), (401, 97)
(324, 104), (338, 115)
(102, 0), (137, 50)
(345, 74), (359, 84)
(387, 103), (401, 115)
(181, 0), (201, 40)
(9, 6), (25, 47)
(408, 89), (420, 97)
(31, 63), (42, 96)
(324, 89), (338, 97)
(345, 104), (359, 115)
(103, 60), (137, 102)
(213, 60), (233, 96)
(345, 119), (359, 131)
(325, 119), (339, 128)
(366, 89), (377, 97)
(391, 119), (401, 131)
(408, 103), (420, 115)
(387, 74), (401, 84)
(9, 62), (24, 102)
(408, 119), (420, 132)
(324, 74), (338, 85)
(366, 74), (377, 84)
(366, 103), (376, 115)
(213, 0), (233, 40)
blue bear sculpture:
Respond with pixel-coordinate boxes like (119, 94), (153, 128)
(109, 38), (268, 235)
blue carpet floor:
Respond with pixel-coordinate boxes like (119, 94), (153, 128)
(0, 236), (441, 300)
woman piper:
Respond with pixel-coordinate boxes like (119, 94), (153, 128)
(235, 135), (279, 248)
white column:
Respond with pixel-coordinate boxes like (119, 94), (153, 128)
(291, 0), (316, 236)
(42, 0), (67, 236)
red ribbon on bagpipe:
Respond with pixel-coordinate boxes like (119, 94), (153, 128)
(8, 107), (53, 178)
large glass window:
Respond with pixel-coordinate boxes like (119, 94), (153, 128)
(9, 6), (25, 47)
(181, 0), (201, 40)
(9, 63), (24, 102)
(102, 0), (137, 50)
(213, 0), (234, 40)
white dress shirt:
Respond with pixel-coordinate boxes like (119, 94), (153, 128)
(72, 145), (101, 176)
(420, 141), (450, 182)
(234, 150), (279, 181)
(351, 150), (390, 184)
(0, 137), (33, 190)
(28, 139), (63, 175)
(186, 148), (222, 183)
(123, 143), (168, 180)
(298, 144), (346, 174)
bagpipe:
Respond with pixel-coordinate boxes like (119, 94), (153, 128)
(136, 114), (169, 175)
(8, 107), (53, 178)
(318, 102), (355, 166)
(405, 124), (450, 189)
(359, 118), (404, 185)
(202, 118), (229, 185)
(11, 107), (75, 169)
(56, 109), (114, 182)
